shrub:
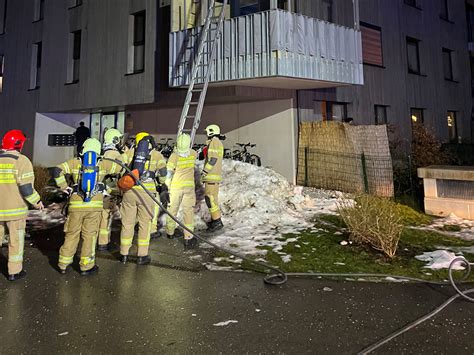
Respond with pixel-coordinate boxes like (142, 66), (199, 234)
(33, 166), (52, 203)
(338, 195), (404, 258)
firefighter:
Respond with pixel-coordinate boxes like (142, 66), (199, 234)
(54, 138), (109, 276)
(97, 128), (124, 251)
(0, 130), (44, 281)
(118, 132), (167, 265)
(201, 124), (224, 232)
(166, 133), (198, 249)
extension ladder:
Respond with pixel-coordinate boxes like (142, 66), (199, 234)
(177, 0), (228, 145)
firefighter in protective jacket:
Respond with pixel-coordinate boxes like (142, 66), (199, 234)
(166, 133), (198, 249)
(97, 128), (125, 251)
(201, 124), (224, 232)
(54, 138), (109, 276)
(0, 130), (44, 281)
(118, 132), (167, 265)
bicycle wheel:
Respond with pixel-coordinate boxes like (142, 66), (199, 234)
(232, 150), (242, 161)
(250, 154), (262, 166)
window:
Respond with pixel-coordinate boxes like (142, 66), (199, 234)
(0, 0), (6, 34)
(29, 42), (42, 89)
(67, 30), (81, 83)
(0, 54), (4, 93)
(68, 0), (82, 8)
(447, 111), (457, 142)
(361, 23), (383, 67)
(374, 105), (388, 125)
(128, 11), (146, 74)
(404, 0), (421, 9)
(240, 0), (259, 15)
(442, 48), (454, 81)
(314, 101), (347, 121)
(440, 0), (449, 21)
(33, 0), (44, 22)
(410, 108), (424, 125)
(406, 37), (421, 74)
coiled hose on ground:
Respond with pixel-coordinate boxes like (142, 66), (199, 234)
(104, 158), (474, 353)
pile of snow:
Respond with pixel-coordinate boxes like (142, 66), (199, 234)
(27, 203), (66, 231)
(427, 213), (474, 241)
(415, 250), (465, 270)
(193, 160), (344, 261)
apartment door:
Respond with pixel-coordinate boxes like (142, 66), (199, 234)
(90, 112), (125, 142)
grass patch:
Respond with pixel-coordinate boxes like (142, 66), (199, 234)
(394, 203), (433, 226)
(437, 224), (463, 232)
(214, 216), (473, 282)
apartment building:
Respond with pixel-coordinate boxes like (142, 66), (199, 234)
(0, 0), (471, 183)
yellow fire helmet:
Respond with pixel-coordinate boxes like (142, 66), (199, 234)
(205, 124), (221, 137)
(135, 132), (150, 145)
(176, 133), (191, 156)
(103, 128), (123, 146)
(81, 138), (102, 156)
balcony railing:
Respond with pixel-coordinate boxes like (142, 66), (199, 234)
(169, 9), (363, 89)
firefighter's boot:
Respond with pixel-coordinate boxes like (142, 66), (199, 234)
(136, 255), (151, 265)
(8, 270), (26, 282)
(184, 237), (198, 250)
(207, 218), (224, 232)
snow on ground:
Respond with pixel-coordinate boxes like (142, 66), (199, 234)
(425, 213), (474, 241)
(415, 250), (466, 270)
(193, 160), (344, 266)
(27, 203), (66, 231)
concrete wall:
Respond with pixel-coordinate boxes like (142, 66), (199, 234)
(33, 113), (89, 167)
(297, 0), (473, 148)
(127, 98), (298, 182)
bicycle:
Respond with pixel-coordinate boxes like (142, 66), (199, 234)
(157, 138), (174, 159)
(232, 143), (262, 166)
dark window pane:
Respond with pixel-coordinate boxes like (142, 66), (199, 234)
(407, 38), (420, 74)
(134, 45), (145, 72)
(73, 31), (81, 60)
(0, 0), (6, 34)
(440, 0), (449, 19)
(443, 48), (453, 80)
(134, 12), (145, 45)
(375, 105), (387, 125)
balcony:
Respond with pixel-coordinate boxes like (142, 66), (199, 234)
(169, 9), (363, 90)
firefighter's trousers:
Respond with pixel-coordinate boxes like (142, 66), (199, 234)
(166, 186), (196, 239)
(120, 189), (156, 257)
(204, 182), (221, 220)
(59, 211), (101, 272)
(98, 195), (119, 246)
(0, 219), (26, 275)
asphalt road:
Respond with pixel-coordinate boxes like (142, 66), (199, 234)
(0, 236), (473, 354)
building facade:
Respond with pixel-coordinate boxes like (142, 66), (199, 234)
(0, 0), (471, 182)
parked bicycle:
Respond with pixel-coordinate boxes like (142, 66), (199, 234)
(157, 138), (174, 159)
(230, 143), (262, 166)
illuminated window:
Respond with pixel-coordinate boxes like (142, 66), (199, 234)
(447, 111), (457, 142)
(410, 108), (424, 125)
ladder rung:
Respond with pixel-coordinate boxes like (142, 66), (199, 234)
(186, 115), (196, 119)
(192, 89), (202, 93)
(189, 102), (199, 105)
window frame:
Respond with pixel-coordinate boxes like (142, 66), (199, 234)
(439, 0), (452, 22)
(404, 0), (422, 10)
(128, 10), (146, 75)
(33, 0), (45, 22)
(442, 47), (454, 81)
(406, 37), (421, 75)
(71, 30), (82, 83)
(360, 22), (384, 68)
(29, 42), (42, 90)
(410, 107), (424, 125)
(374, 105), (388, 125)
(0, 0), (7, 34)
(447, 110), (458, 142)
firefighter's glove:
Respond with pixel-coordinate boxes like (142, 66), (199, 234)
(34, 201), (45, 211)
(63, 187), (73, 196)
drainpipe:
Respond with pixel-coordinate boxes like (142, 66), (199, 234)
(352, 0), (360, 30)
(270, 0), (278, 10)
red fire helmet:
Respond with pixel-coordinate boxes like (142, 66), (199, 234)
(2, 130), (27, 151)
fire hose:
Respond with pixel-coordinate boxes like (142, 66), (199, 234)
(103, 158), (474, 353)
